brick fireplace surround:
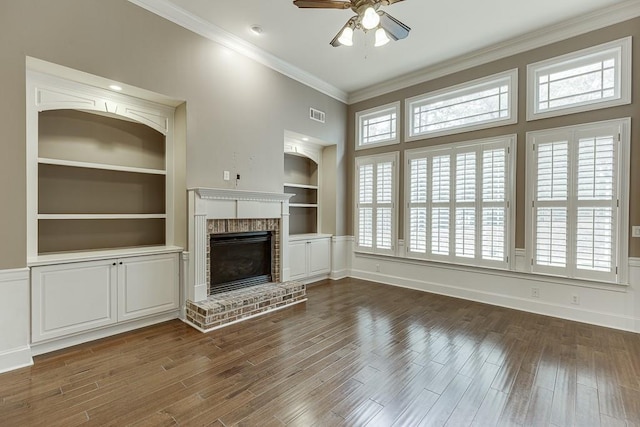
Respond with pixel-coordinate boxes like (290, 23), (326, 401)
(185, 188), (306, 332)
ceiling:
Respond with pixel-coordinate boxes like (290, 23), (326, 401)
(138, 0), (630, 102)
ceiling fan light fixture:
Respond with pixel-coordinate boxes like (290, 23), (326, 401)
(374, 27), (390, 47)
(337, 26), (354, 46)
(361, 6), (380, 30)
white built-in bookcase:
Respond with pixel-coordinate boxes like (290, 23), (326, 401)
(26, 71), (177, 262)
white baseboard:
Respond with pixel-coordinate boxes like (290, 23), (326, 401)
(31, 310), (180, 356)
(0, 346), (33, 374)
(0, 268), (33, 373)
(349, 253), (640, 333)
(351, 269), (636, 332)
(330, 269), (349, 280)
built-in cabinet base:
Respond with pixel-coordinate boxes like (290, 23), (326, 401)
(289, 234), (331, 282)
(30, 250), (180, 351)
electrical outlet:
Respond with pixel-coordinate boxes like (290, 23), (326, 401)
(571, 294), (580, 305)
(223, 171), (230, 181)
(531, 287), (540, 298)
(375, 264), (380, 272)
(632, 226), (640, 238)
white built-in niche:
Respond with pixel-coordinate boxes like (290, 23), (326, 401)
(26, 68), (181, 354)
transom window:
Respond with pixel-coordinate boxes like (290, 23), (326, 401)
(526, 118), (630, 284)
(405, 69), (517, 141)
(527, 37), (632, 120)
(355, 102), (400, 150)
(405, 135), (515, 269)
(355, 152), (399, 255)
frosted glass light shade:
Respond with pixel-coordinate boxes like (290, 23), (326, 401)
(338, 26), (354, 46)
(361, 7), (380, 30)
(374, 28), (390, 47)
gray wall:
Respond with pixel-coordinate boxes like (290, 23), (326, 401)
(0, 0), (347, 269)
(347, 17), (640, 256)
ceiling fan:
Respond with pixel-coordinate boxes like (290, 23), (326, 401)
(293, 0), (410, 47)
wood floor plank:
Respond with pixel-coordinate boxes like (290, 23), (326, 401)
(576, 383), (601, 427)
(0, 278), (639, 426)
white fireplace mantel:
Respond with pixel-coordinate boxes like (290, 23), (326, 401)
(186, 188), (293, 305)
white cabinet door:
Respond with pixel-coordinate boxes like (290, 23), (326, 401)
(32, 260), (117, 343)
(289, 240), (308, 280)
(308, 238), (331, 276)
(118, 253), (179, 322)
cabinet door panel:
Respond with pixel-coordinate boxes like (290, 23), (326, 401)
(32, 260), (117, 343)
(289, 241), (308, 280)
(118, 253), (178, 322)
(309, 238), (331, 276)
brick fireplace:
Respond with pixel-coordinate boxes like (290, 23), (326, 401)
(184, 188), (305, 332)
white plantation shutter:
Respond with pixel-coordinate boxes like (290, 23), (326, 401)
(408, 158), (428, 253)
(376, 161), (394, 250)
(431, 155), (451, 256)
(527, 119), (627, 283)
(355, 153), (398, 255)
(357, 163), (374, 248)
(405, 136), (514, 269)
(481, 148), (507, 261)
(455, 152), (476, 258)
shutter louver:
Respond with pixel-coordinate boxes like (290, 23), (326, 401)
(408, 158), (427, 253)
(455, 152), (475, 258)
(432, 155), (450, 256)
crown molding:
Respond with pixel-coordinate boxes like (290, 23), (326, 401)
(348, 0), (640, 104)
(128, 0), (348, 103)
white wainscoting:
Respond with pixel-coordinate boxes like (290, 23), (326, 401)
(330, 236), (353, 280)
(350, 250), (640, 333)
(0, 268), (33, 373)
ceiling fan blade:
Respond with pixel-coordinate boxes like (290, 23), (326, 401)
(379, 11), (410, 41)
(293, 0), (352, 9)
(380, 0), (405, 4)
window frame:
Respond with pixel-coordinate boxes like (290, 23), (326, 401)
(404, 135), (516, 270)
(354, 151), (399, 255)
(526, 37), (632, 121)
(404, 69), (518, 141)
(355, 101), (400, 150)
(525, 118), (630, 285)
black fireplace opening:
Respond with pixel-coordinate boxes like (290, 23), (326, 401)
(209, 231), (273, 294)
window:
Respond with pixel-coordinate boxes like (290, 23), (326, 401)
(405, 69), (517, 141)
(355, 102), (400, 150)
(405, 135), (515, 269)
(526, 118), (630, 284)
(355, 152), (399, 255)
(527, 37), (632, 120)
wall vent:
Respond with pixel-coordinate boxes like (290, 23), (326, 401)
(309, 108), (326, 123)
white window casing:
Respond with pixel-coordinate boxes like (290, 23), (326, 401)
(355, 152), (399, 255)
(525, 118), (630, 284)
(526, 37), (632, 121)
(405, 69), (518, 141)
(405, 135), (516, 270)
(355, 101), (400, 150)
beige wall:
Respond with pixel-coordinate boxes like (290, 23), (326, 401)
(0, 0), (347, 269)
(348, 17), (640, 256)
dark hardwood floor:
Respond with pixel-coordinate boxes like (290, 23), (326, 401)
(1, 278), (639, 426)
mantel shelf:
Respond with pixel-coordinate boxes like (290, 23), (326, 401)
(284, 183), (318, 190)
(38, 214), (167, 220)
(289, 203), (318, 208)
(38, 157), (166, 175)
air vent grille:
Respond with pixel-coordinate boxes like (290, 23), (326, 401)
(310, 108), (326, 123)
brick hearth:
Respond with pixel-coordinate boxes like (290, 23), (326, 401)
(185, 281), (306, 332)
